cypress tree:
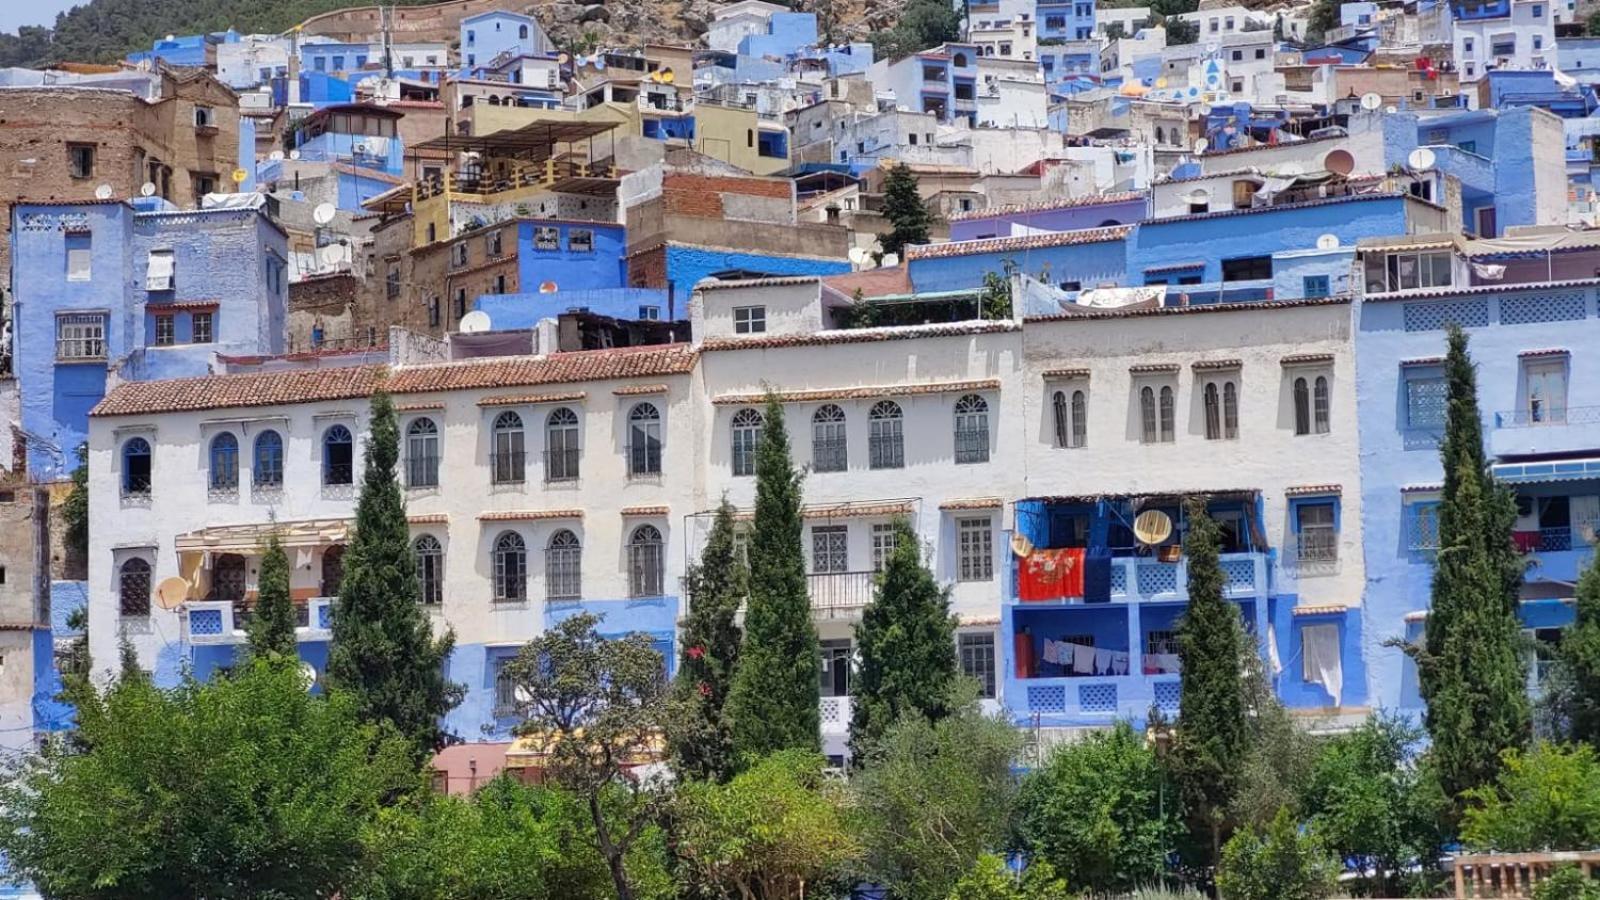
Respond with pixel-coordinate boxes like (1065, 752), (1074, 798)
(326, 391), (463, 757)
(1416, 325), (1530, 803)
(848, 518), (959, 760)
(1551, 553), (1600, 746)
(247, 534), (297, 661)
(1172, 497), (1251, 863)
(879, 163), (932, 259)
(726, 395), (821, 761)
(668, 499), (747, 783)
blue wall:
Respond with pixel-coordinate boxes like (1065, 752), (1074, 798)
(740, 12), (820, 57)
(461, 11), (546, 69)
(658, 244), (849, 300)
(477, 287), (673, 328)
(910, 233), (1128, 293)
(514, 220), (628, 293)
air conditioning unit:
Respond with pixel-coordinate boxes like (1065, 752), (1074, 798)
(352, 142), (370, 155)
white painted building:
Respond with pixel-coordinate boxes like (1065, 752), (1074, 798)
(1451, 0), (1556, 83)
(1171, 4), (1275, 38)
(706, 0), (792, 53)
(216, 35), (291, 91)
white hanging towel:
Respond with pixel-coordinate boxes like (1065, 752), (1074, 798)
(1042, 639), (1060, 665)
(1094, 648), (1114, 675)
(1301, 623), (1343, 707)
(1267, 623), (1283, 676)
(1072, 643), (1097, 675)
(1470, 262), (1506, 280)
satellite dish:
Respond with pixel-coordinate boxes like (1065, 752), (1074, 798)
(1316, 233), (1340, 250)
(458, 310), (492, 333)
(1194, 138), (1209, 153)
(140, 182), (156, 197)
(289, 149), (301, 160)
(1134, 510), (1174, 546)
(298, 662), (318, 692)
(312, 202), (337, 225)
(1198, 104), (1213, 116)
(881, 252), (900, 267)
(539, 280), (559, 293)
(1384, 105), (1397, 114)
(94, 184), (113, 200)
(1360, 92), (1383, 111)
(269, 150), (285, 161)
(848, 246), (874, 268)
(155, 577), (189, 611)
(318, 245), (345, 267)
(1407, 147), (1436, 171)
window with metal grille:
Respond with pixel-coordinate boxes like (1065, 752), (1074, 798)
(872, 523), (899, 572)
(322, 425), (354, 485)
(1052, 388), (1087, 448)
(1204, 382), (1222, 440)
(1313, 376), (1330, 433)
(406, 418), (440, 487)
(958, 517), (994, 581)
(731, 408), (763, 476)
(628, 404), (663, 476)
(546, 529), (582, 600)
(1296, 502), (1338, 562)
(1223, 382), (1238, 438)
(154, 314), (175, 346)
(493, 532), (527, 601)
(414, 535), (443, 604)
(812, 525), (849, 573)
(493, 658), (516, 715)
(320, 546), (345, 597)
(211, 554), (246, 603)
(491, 411), (526, 483)
(959, 633), (996, 698)
(869, 401), (904, 469)
(1139, 386), (1158, 443)
(954, 394), (990, 464)
(119, 558), (151, 616)
(1159, 386), (1175, 442)
(253, 430), (284, 488)
(545, 407), (580, 481)
(1146, 630), (1179, 655)
(386, 266), (400, 298)
(209, 432), (239, 491)
(122, 438), (152, 497)
(568, 229), (594, 252)
(812, 404), (847, 472)
(629, 525), (664, 597)
(191, 312), (213, 344)
(57, 313), (106, 360)
(1405, 374), (1447, 428)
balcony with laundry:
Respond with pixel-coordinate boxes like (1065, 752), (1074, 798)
(1002, 492), (1271, 725)
(1489, 461), (1600, 591)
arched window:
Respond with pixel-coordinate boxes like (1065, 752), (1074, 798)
(629, 525), (664, 597)
(954, 394), (990, 464)
(1159, 386), (1175, 443)
(253, 430), (284, 489)
(491, 411), (526, 484)
(1071, 390), (1087, 448)
(1203, 383), (1222, 440)
(119, 558), (151, 616)
(1140, 386), (1158, 443)
(414, 535), (443, 605)
(954, 51), (969, 66)
(1053, 390), (1071, 448)
(628, 403), (662, 476)
(518, 23), (529, 39)
(747, 128), (755, 148)
(209, 432), (238, 491)
(812, 404), (847, 472)
(122, 438), (152, 497)
(323, 425), (354, 486)
(320, 545), (345, 597)
(545, 407), (580, 481)
(546, 529), (582, 600)
(1294, 377), (1312, 435)
(731, 408), (763, 477)
(1313, 376), (1330, 434)
(406, 418), (440, 488)
(1155, 125), (1165, 144)
(1223, 382), (1239, 439)
(493, 532), (527, 602)
(868, 401), (904, 469)
(211, 553), (246, 603)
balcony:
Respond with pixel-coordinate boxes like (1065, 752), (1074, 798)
(820, 695), (852, 736)
(809, 571), (875, 618)
(1016, 675), (1184, 721)
(185, 597), (334, 646)
(1491, 406), (1600, 458)
(1011, 552), (1267, 604)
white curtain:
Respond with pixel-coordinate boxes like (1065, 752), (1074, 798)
(1301, 623), (1342, 707)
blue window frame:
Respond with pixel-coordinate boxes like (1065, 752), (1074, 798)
(1405, 500), (1441, 551)
(209, 432), (239, 491)
(1302, 275), (1330, 298)
(253, 430), (284, 488)
(323, 425), (354, 486)
(1289, 495), (1340, 563)
(122, 438), (152, 497)
(1403, 368), (1447, 429)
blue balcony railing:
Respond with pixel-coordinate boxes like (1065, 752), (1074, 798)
(1011, 549), (1267, 603)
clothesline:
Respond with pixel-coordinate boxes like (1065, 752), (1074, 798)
(1040, 639), (1130, 676)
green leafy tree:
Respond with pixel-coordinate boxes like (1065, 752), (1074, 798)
(668, 499), (747, 783)
(849, 518), (958, 759)
(502, 612), (671, 900)
(1171, 498), (1251, 862)
(1461, 741), (1600, 852)
(870, 0), (962, 61)
(1546, 552), (1600, 746)
(1305, 0), (1340, 43)
(1534, 866), (1600, 900)
(1215, 807), (1340, 900)
(1413, 326), (1530, 804)
(980, 270), (1014, 320)
(1015, 721), (1179, 893)
(1104, 21), (1129, 39)
(727, 396), (821, 760)
(673, 750), (857, 899)
(0, 660), (417, 899)
(879, 163), (933, 259)
(946, 855), (1076, 900)
(357, 776), (668, 900)
(851, 695), (1023, 899)
(1589, 10), (1600, 36)
(327, 391), (463, 757)
(1164, 16), (1200, 44)
(247, 534), (298, 660)
(62, 443), (89, 574)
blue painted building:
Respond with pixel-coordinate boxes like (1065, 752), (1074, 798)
(299, 41), (374, 78)
(739, 11), (820, 57)
(126, 31), (227, 68)
(629, 241), (851, 306)
(1038, 0), (1097, 41)
(460, 10), (553, 70)
(9, 197), (288, 476)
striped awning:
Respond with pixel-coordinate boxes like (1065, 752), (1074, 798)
(1492, 457), (1600, 484)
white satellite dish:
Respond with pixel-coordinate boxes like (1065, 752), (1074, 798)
(1279, 161), (1305, 176)
(312, 202), (337, 225)
(94, 184), (113, 200)
(139, 182), (156, 197)
(880, 252), (900, 267)
(1316, 233), (1340, 250)
(848, 246), (874, 268)
(269, 150), (285, 161)
(1194, 137), (1209, 153)
(1186, 187), (1212, 204)
(1407, 147), (1436, 171)
(459, 310), (492, 333)
(289, 149), (301, 160)
(1360, 92), (1383, 111)
(1384, 105), (1397, 114)
(1198, 104), (1213, 116)
(318, 245), (345, 267)
(298, 661), (318, 692)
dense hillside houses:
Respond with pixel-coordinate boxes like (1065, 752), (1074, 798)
(3, 0), (1600, 785)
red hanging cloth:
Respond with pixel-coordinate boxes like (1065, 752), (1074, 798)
(1018, 547), (1087, 602)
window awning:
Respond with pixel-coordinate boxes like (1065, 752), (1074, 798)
(1492, 457), (1600, 484)
(146, 251), (175, 291)
(174, 518), (352, 552)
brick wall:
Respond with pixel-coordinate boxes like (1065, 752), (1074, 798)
(628, 245), (669, 289)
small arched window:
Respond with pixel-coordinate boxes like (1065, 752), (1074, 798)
(546, 407), (580, 481)
(546, 529), (582, 600)
(1223, 382), (1239, 439)
(322, 425), (354, 486)
(629, 525), (664, 598)
(491, 411), (525, 484)
(1140, 386), (1158, 443)
(812, 404), (847, 472)
(1158, 386), (1175, 443)
(1071, 390), (1087, 448)
(122, 437), (152, 497)
(628, 403), (663, 476)
(747, 128), (755, 148)
(954, 394), (990, 464)
(119, 557), (151, 616)
(1203, 383), (1222, 440)
(868, 401), (905, 469)
(406, 418), (440, 488)
(253, 430), (283, 489)
(1314, 376), (1331, 434)
(518, 23), (529, 39)
(414, 535), (443, 605)
(209, 432), (239, 491)
(320, 545), (345, 597)
(731, 408), (763, 477)
(493, 532), (527, 602)
(954, 51), (969, 66)
(1294, 377), (1312, 435)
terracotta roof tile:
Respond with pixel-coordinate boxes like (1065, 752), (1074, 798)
(621, 505), (669, 516)
(821, 266), (913, 299)
(700, 320), (1017, 351)
(802, 501), (916, 519)
(391, 345), (696, 396)
(477, 391), (586, 407)
(1129, 363), (1180, 374)
(477, 509), (585, 522)
(1291, 604), (1350, 617)
(712, 378), (999, 406)
(1041, 367), (1091, 379)
(1364, 277), (1600, 302)
(92, 365), (387, 417)
(1192, 359), (1243, 370)
(696, 275), (824, 291)
(1519, 348), (1569, 358)
(148, 298), (221, 311)
(408, 514), (449, 525)
(1285, 484), (1342, 496)
(1025, 296), (1350, 322)
(613, 383), (670, 396)
(1400, 356), (1445, 367)
(948, 191), (1145, 222)
(939, 497), (1004, 510)
(904, 225), (1131, 261)
(1281, 352), (1335, 366)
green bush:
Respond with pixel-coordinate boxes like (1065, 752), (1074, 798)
(1215, 807), (1339, 900)
(1534, 866), (1600, 900)
(1461, 742), (1600, 852)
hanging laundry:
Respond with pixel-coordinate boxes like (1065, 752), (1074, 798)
(1072, 643), (1097, 675)
(1093, 648), (1114, 675)
(1042, 639), (1061, 665)
(1017, 546), (1087, 601)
